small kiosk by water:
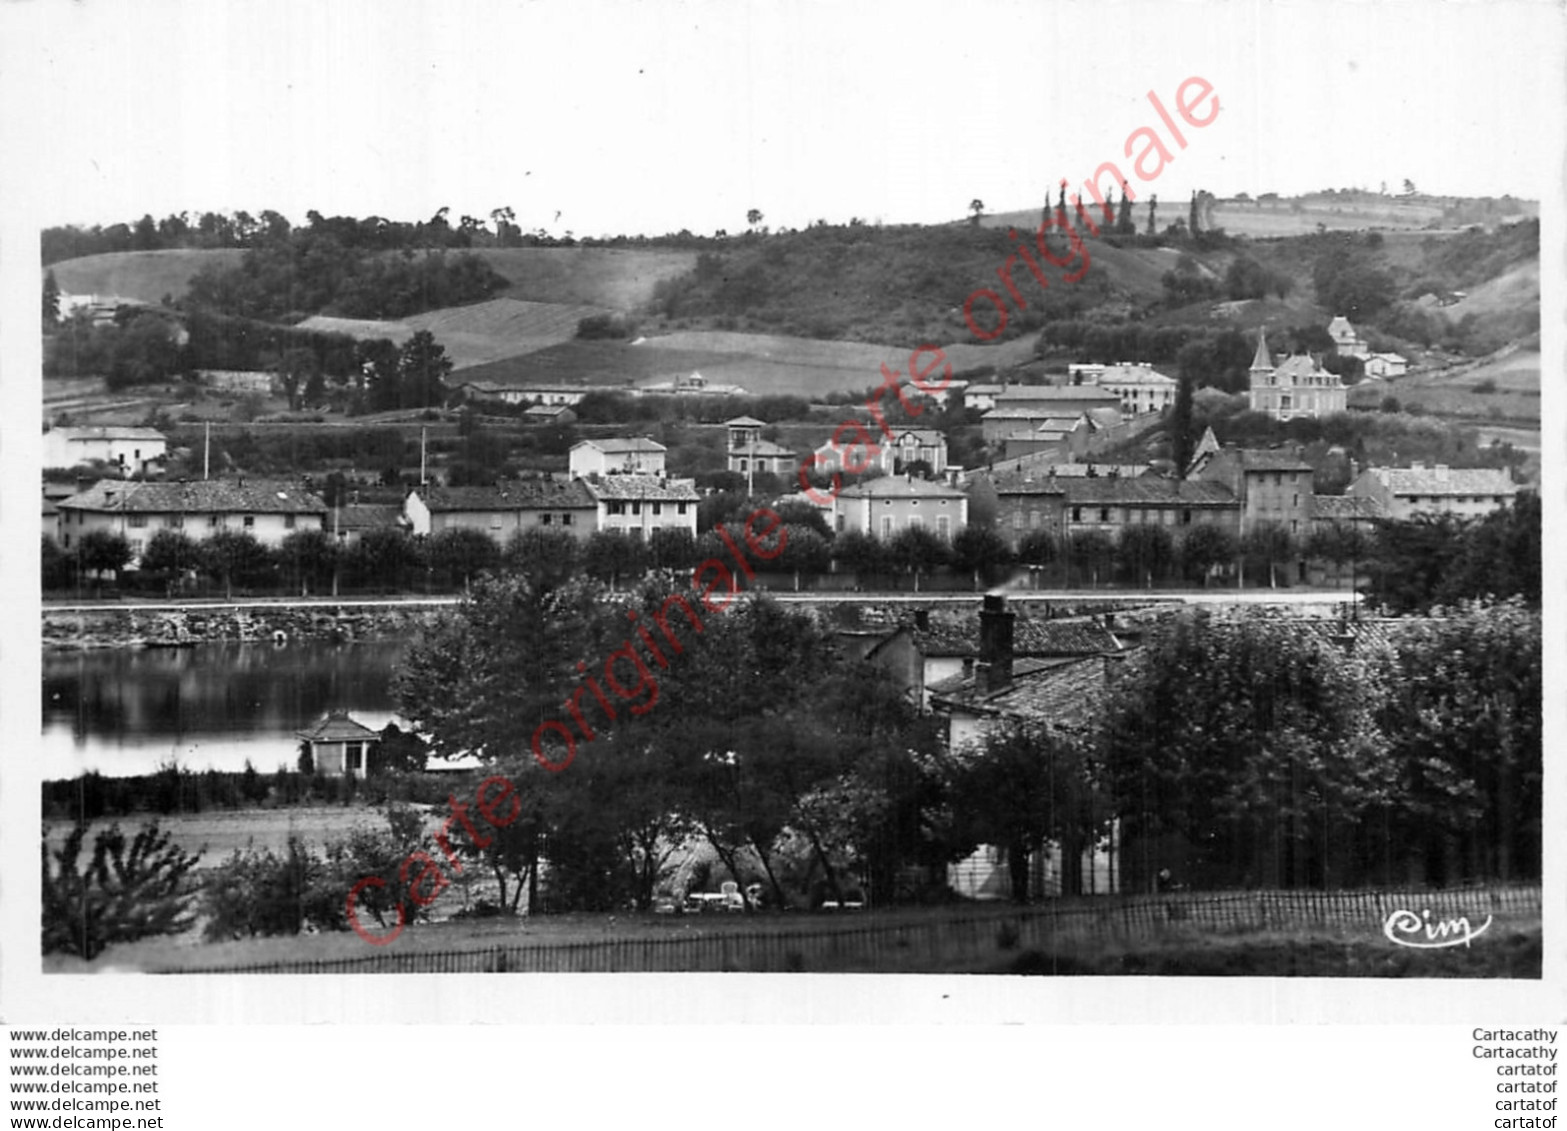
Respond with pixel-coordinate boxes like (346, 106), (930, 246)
(296, 710), (381, 778)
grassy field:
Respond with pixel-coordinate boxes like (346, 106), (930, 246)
(43, 805), (387, 870)
(297, 296), (613, 370)
(472, 247), (699, 308)
(1349, 347), (1541, 425)
(452, 329), (1038, 401)
(47, 249), (245, 304)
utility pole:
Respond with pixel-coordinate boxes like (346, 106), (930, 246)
(420, 426), (427, 487)
(203, 422), (210, 481)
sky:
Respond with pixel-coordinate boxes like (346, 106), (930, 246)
(3, 0), (1561, 237)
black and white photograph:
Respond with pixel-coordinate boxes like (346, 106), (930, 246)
(3, 1), (1562, 1120)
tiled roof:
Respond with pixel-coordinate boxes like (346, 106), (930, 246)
(336, 503), (407, 532)
(1096, 364), (1176, 386)
(297, 710), (381, 743)
(892, 429), (946, 446)
(733, 439), (797, 458)
(724, 415), (768, 427)
(929, 654), (1113, 725)
(837, 476), (967, 501)
(1230, 448), (1314, 472)
(58, 479), (326, 514)
(1273, 355), (1341, 381)
(1058, 477), (1236, 507)
(912, 617), (1122, 658)
(1371, 466), (1516, 497)
(584, 475), (700, 502)
(51, 426), (167, 442)
(988, 471), (1065, 497)
(1312, 495), (1386, 521)
(579, 437), (667, 454)
(985, 405), (1061, 421)
(983, 457), (1149, 479)
(996, 386), (1120, 402)
(417, 479), (597, 512)
(465, 381), (583, 394)
(524, 404), (573, 416)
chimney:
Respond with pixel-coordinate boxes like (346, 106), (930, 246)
(1434, 464), (1449, 479)
(913, 608), (930, 632)
(978, 593), (1015, 694)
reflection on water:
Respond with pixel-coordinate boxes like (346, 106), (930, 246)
(42, 641), (407, 777)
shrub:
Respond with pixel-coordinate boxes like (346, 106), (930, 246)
(42, 820), (202, 960)
(201, 834), (344, 940)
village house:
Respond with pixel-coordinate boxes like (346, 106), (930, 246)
(330, 501), (407, 546)
(962, 383), (1006, 412)
(459, 381), (589, 407)
(1191, 446), (1316, 538)
(1363, 352), (1409, 379)
(1310, 494), (1387, 533)
(297, 710), (381, 779)
(569, 437), (667, 477)
(55, 478), (327, 560)
(724, 416), (797, 476)
(583, 474), (700, 540)
(638, 371), (748, 397)
(1306, 494), (1386, 586)
(43, 426), (167, 475)
(811, 426), (951, 477)
(198, 369), (276, 395)
(404, 478), (599, 542)
(1246, 330), (1347, 421)
(847, 605), (1125, 711)
(974, 470), (1064, 547)
(981, 387), (1121, 447)
(923, 378), (966, 410)
(985, 413), (1092, 461)
(1326, 315), (1369, 359)
(1058, 475), (1240, 538)
(926, 596), (1121, 898)
(1345, 462), (1517, 521)
(1091, 363), (1179, 414)
(523, 403), (577, 426)
(992, 384), (1123, 417)
(833, 475), (968, 540)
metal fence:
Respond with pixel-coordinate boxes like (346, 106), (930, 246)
(161, 883), (1540, 975)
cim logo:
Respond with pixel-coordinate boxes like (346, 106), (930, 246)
(1383, 907), (1494, 949)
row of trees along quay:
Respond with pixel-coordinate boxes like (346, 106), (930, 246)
(41, 589), (1538, 955)
(44, 490), (1540, 614)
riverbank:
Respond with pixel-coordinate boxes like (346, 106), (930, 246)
(42, 599), (454, 650)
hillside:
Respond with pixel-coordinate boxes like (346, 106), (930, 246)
(45, 245), (695, 313)
(296, 297), (612, 370)
(48, 249), (245, 303)
(469, 247), (699, 308)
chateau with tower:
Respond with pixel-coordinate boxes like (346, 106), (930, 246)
(1247, 329), (1347, 420)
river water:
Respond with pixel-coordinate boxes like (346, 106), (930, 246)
(42, 640), (408, 778)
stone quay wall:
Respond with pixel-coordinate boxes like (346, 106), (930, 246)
(42, 602), (452, 651)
